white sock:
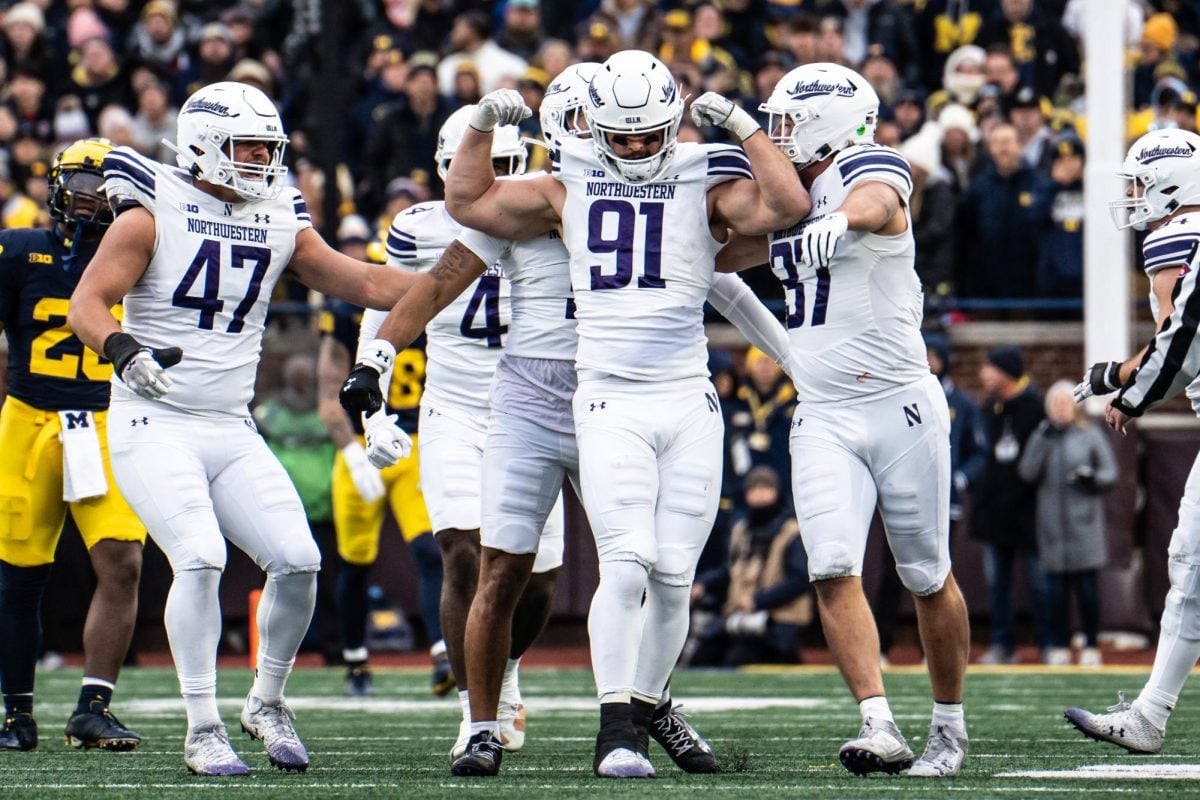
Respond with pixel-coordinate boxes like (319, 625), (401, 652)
(859, 695), (894, 724)
(501, 658), (521, 705)
(470, 720), (498, 737)
(165, 568), (223, 730)
(1134, 687), (1178, 732)
(588, 560), (649, 703)
(343, 647), (368, 664)
(81, 677), (115, 690)
(458, 689), (471, 723)
(632, 578), (690, 703)
(932, 701), (965, 730)
(250, 571), (316, 702)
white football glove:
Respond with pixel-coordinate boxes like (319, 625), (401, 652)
(364, 409), (412, 469)
(470, 89), (531, 132)
(690, 92), (760, 142)
(341, 441), (385, 502)
(121, 350), (175, 400)
(1073, 361), (1123, 404)
(796, 212), (849, 269)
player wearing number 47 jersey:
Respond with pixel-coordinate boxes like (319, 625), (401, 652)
(67, 82), (416, 777)
(0, 137), (145, 755)
(720, 63), (970, 778)
(439, 51), (807, 778)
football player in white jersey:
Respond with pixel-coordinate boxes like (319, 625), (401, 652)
(342, 61), (799, 778)
(347, 105), (568, 763)
(67, 82), (416, 776)
(1065, 128), (1200, 755)
(718, 63), (970, 778)
(436, 50), (807, 778)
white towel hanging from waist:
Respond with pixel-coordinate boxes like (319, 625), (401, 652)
(58, 410), (108, 502)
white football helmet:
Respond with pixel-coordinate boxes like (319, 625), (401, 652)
(540, 62), (599, 143)
(759, 63), (879, 168)
(435, 105), (527, 180)
(167, 81), (288, 200)
(584, 50), (683, 184)
(1112, 128), (1200, 231)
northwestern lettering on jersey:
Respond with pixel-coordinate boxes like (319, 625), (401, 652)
(585, 181), (676, 199)
(787, 79), (856, 101)
(185, 217), (269, 243)
(1138, 142), (1196, 164)
(182, 98), (236, 117)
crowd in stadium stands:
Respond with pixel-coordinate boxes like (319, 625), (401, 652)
(0, 0), (1159, 669)
(0, 0), (1191, 313)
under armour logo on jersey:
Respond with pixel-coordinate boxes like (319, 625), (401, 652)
(255, 213), (270, 224)
(63, 412), (89, 430)
(903, 403), (922, 427)
(589, 401), (606, 411)
(793, 417), (804, 428)
(130, 417), (150, 427)
(705, 392), (719, 413)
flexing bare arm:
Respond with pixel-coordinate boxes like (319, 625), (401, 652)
(289, 228), (415, 311)
(840, 180), (906, 235)
(374, 241), (487, 351)
(716, 231), (770, 273)
(710, 131), (810, 236)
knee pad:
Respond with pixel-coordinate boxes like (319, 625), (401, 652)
(648, 567), (694, 589)
(896, 561), (948, 597)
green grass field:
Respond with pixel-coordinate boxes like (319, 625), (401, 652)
(6, 664), (1199, 799)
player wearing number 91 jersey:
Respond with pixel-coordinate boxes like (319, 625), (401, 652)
(67, 81), (415, 777)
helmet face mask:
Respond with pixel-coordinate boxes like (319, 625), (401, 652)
(48, 136), (115, 232)
(759, 62), (879, 168)
(169, 81), (289, 201)
(1112, 129), (1200, 231)
(435, 105), (527, 181)
(540, 62), (599, 143)
(584, 51), (683, 184)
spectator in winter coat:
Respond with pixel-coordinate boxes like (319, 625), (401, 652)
(1018, 381), (1117, 666)
(971, 345), (1051, 664)
(1037, 132), (1085, 301)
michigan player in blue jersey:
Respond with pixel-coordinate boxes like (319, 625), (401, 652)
(0, 138), (145, 753)
(316, 297), (448, 696)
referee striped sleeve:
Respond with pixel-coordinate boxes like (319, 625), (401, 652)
(1119, 264), (1200, 415)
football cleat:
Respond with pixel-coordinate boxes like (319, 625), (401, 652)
(184, 723), (250, 776)
(344, 665), (373, 697)
(64, 703), (141, 750)
(240, 696), (309, 772)
(450, 716), (471, 759)
(1064, 692), (1164, 754)
(0, 713), (37, 751)
(838, 718), (914, 776)
(450, 731), (504, 777)
(649, 702), (717, 774)
(908, 722), (969, 777)
(498, 701), (526, 752)
(431, 651), (456, 697)
(594, 747), (656, 779)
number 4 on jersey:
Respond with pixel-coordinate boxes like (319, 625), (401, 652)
(172, 238), (272, 333)
(460, 274), (507, 347)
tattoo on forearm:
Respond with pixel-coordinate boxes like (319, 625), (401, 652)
(430, 241), (472, 282)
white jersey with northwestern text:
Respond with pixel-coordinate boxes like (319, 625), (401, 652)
(770, 143), (927, 403)
(553, 137), (750, 382)
(380, 201), (509, 413)
(457, 222), (574, 361)
(102, 146), (310, 416)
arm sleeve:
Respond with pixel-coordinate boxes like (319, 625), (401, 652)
(707, 272), (793, 378)
(357, 306), (396, 424)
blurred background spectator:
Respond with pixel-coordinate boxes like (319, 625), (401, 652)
(1018, 380), (1118, 667)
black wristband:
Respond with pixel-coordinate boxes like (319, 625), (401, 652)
(103, 332), (144, 374)
(1113, 395), (1143, 418)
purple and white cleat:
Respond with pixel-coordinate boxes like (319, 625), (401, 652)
(184, 723), (251, 776)
(240, 695), (309, 772)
